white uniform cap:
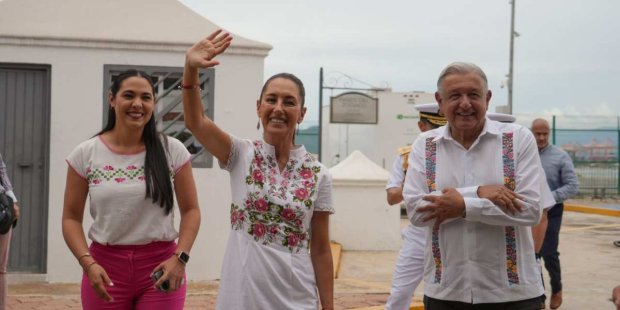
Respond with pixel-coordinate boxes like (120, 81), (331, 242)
(487, 112), (516, 123)
(414, 103), (441, 113)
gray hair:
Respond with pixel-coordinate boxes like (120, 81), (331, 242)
(437, 62), (488, 96)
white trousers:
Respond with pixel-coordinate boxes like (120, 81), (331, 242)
(385, 224), (426, 310)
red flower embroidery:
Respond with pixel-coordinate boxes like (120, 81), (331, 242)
(299, 169), (313, 179)
(253, 223), (266, 238)
(126, 165), (137, 170)
(103, 166), (114, 171)
(269, 225), (279, 236)
(282, 208), (296, 222)
(287, 234), (299, 247)
(114, 178), (126, 183)
(254, 198), (268, 213)
(295, 188), (309, 200)
(252, 169), (264, 182)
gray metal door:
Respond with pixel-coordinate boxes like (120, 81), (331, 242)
(0, 64), (50, 273)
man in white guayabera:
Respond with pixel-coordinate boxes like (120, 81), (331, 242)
(403, 62), (544, 310)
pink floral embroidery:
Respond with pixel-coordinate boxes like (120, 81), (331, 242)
(426, 137), (442, 284)
(502, 132), (520, 286)
(252, 169), (264, 182)
(282, 208), (296, 221)
(294, 188), (309, 200)
(269, 225), (279, 236)
(232, 140), (325, 252)
(86, 165), (157, 185)
(287, 234), (299, 247)
(299, 169), (313, 179)
(254, 198), (268, 213)
(252, 223), (266, 238)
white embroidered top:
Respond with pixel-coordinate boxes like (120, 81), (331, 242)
(403, 118), (544, 304)
(216, 135), (334, 309)
(66, 136), (190, 245)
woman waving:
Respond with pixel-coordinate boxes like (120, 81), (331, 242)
(183, 30), (334, 310)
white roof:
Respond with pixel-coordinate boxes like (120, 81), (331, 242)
(0, 0), (271, 50)
(330, 150), (390, 182)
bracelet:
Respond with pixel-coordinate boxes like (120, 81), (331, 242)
(77, 253), (91, 265)
(179, 83), (201, 91)
(84, 261), (98, 273)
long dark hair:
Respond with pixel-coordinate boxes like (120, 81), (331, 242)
(96, 69), (174, 215)
(259, 73), (306, 144)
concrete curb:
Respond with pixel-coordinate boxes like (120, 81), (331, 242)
(565, 204), (620, 217)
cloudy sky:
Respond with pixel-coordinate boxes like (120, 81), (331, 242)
(182, 0), (620, 125)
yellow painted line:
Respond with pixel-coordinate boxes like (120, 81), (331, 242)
(565, 204), (620, 217)
(331, 242), (342, 279)
(338, 278), (393, 291)
(561, 223), (620, 232)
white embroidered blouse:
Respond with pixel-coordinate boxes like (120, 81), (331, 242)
(66, 136), (190, 245)
(216, 135), (334, 310)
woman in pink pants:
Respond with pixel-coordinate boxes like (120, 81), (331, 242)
(62, 69), (201, 309)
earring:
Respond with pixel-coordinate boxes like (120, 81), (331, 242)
(109, 106), (115, 111)
(256, 118), (261, 130)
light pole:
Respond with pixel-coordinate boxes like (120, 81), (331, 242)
(508, 0), (516, 114)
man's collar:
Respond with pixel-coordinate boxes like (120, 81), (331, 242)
(539, 143), (552, 153)
(434, 117), (500, 142)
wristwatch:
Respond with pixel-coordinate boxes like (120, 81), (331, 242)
(176, 251), (190, 265)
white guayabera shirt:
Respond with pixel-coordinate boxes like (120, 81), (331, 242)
(403, 118), (545, 304)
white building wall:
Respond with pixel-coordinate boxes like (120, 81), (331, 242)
(0, 44), (264, 283)
(322, 91), (435, 170)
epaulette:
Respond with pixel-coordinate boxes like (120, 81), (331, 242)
(397, 145), (412, 156)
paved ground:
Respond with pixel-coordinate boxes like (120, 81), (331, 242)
(7, 210), (620, 309)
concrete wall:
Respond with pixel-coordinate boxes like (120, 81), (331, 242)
(0, 43), (264, 282)
(322, 91), (435, 170)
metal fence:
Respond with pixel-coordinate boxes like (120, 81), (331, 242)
(554, 115), (619, 200)
(515, 114), (620, 200)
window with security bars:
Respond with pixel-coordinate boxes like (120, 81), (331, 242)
(102, 65), (215, 168)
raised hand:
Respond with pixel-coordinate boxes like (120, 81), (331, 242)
(477, 185), (525, 215)
(186, 29), (233, 69)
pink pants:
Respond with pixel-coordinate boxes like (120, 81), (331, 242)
(81, 241), (186, 310)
